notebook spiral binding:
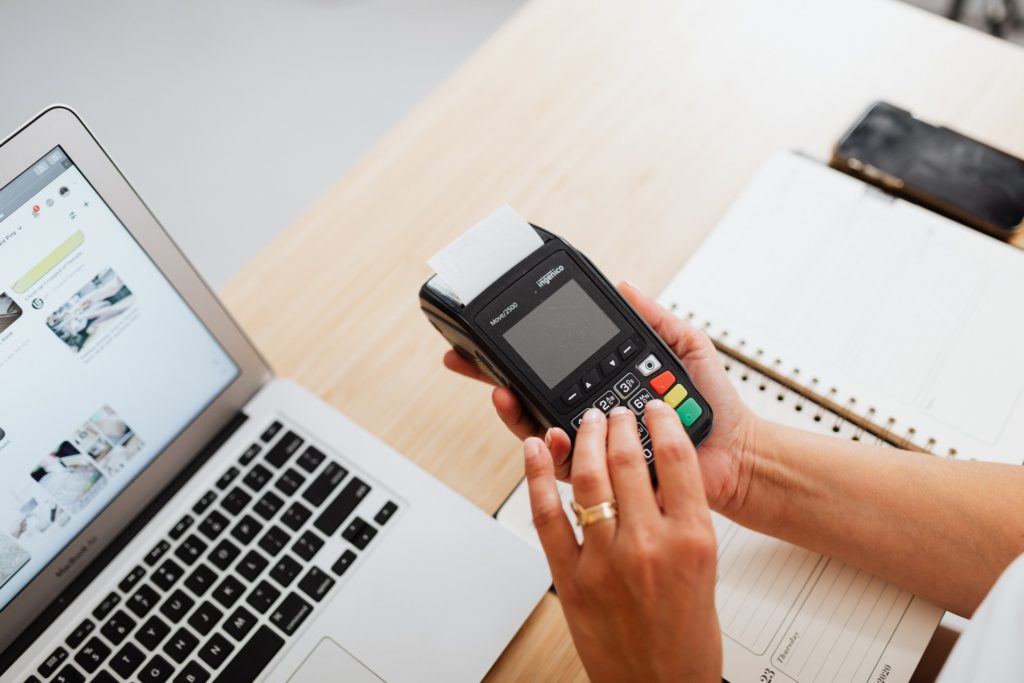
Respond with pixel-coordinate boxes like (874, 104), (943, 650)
(667, 304), (958, 459)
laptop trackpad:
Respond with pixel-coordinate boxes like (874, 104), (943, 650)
(287, 638), (384, 683)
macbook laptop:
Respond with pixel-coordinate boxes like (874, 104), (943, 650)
(0, 106), (550, 683)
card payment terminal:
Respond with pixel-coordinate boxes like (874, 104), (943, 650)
(420, 226), (713, 472)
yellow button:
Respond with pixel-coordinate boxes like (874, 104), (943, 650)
(664, 384), (687, 408)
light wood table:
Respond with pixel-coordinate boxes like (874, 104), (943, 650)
(221, 0), (1024, 679)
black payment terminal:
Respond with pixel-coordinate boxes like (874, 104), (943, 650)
(419, 225), (713, 473)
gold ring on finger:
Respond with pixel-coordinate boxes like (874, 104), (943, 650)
(571, 499), (618, 528)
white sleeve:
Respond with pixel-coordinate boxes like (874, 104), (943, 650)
(938, 554), (1024, 682)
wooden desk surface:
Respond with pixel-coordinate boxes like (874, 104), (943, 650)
(221, 0), (1024, 679)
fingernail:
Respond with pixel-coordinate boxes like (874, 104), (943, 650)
(646, 399), (669, 413)
(524, 436), (543, 459)
(583, 407), (605, 423)
(609, 406), (631, 418)
(544, 429), (553, 447)
(622, 280), (641, 292)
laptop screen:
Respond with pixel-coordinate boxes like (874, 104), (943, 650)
(0, 147), (238, 611)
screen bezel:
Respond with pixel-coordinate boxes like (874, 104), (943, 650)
(0, 105), (271, 653)
(476, 249), (636, 414)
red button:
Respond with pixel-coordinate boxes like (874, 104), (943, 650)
(650, 370), (676, 395)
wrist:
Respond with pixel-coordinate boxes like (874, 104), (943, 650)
(720, 414), (786, 526)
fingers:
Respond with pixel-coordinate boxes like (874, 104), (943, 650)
(524, 437), (579, 581)
(442, 350), (492, 384)
(618, 282), (715, 360)
(571, 408), (616, 547)
(644, 400), (707, 518)
(605, 407), (659, 524)
(545, 428), (573, 481)
(492, 388), (542, 441)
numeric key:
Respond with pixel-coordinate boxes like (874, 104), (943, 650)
(74, 637), (110, 673)
(100, 610), (136, 645)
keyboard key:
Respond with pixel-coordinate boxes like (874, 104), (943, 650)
(198, 511), (229, 540)
(230, 514), (263, 545)
(223, 606), (258, 642)
(212, 576), (245, 609)
(253, 492), (283, 521)
(138, 654), (175, 682)
(215, 467), (240, 490)
(269, 555), (302, 587)
(260, 421), (283, 443)
(246, 580), (281, 614)
(163, 628), (199, 663)
(292, 531), (324, 562)
(110, 642), (146, 678)
(184, 564), (218, 597)
(236, 550), (269, 582)
(296, 446), (326, 473)
(153, 559), (185, 591)
(74, 637), (111, 673)
(66, 619), (95, 649)
(193, 491), (217, 515)
(297, 566), (335, 602)
(270, 593), (313, 636)
(174, 660), (210, 683)
(52, 664), (85, 683)
(242, 464), (272, 493)
(374, 501), (398, 525)
(281, 501), (312, 531)
(676, 396), (704, 427)
(313, 477), (370, 535)
(127, 584), (159, 618)
(342, 517), (378, 550)
(274, 468), (306, 496)
(332, 549), (357, 576)
(197, 633), (234, 669)
(38, 646), (68, 677)
(214, 625), (284, 682)
(137, 615), (172, 650)
(93, 670), (117, 683)
(160, 589), (195, 623)
(302, 462), (348, 506)
(175, 535), (208, 566)
(188, 601), (223, 636)
(169, 515), (195, 541)
(93, 592), (121, 620)
(209, 539), (241, 570)
(119, 565), (146, 593)
(264, 431), (304, 468)
(257, 526), (290, 557)
(220, 487), (252, 516)
(239, 443), (262, 466)
(100, 610), (136, 645)
(144, 540), (171, 566)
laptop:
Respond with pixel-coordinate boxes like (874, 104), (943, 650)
(0, 106), (550, 683)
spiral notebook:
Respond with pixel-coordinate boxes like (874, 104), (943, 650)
(496, 152), (1024, 683)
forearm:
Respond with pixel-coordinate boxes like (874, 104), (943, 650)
(729, 420), (1024, 617)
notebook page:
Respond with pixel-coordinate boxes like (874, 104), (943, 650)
(661, 152), (1024, 464)
(495, 353), (942, 683)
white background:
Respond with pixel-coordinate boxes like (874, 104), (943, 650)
(0, 0), (522, 288)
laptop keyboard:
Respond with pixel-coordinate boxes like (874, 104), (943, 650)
(29, 421), (399, 683)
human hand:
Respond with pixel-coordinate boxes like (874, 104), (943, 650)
(443, 281), (761, 514)
(525, 402), (722, 682)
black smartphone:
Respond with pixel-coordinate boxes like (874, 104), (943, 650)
(832, 101), (1024, 240)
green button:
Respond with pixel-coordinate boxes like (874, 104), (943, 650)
(676, 398), (703, 427)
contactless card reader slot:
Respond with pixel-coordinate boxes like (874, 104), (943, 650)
(420, 208), (713, 472)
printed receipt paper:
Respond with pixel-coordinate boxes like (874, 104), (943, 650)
(428, 205), (543, 304)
